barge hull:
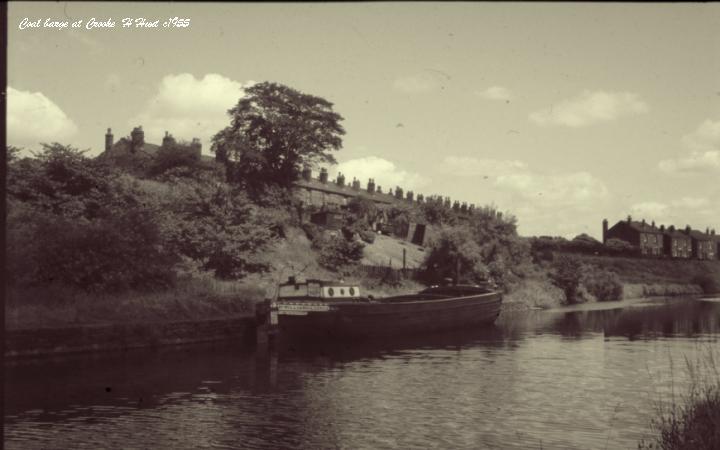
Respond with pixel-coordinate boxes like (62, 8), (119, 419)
(277, 292), (502, 340)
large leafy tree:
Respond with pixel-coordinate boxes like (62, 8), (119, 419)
(212, 82), (345, 188)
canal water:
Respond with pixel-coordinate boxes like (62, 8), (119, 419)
(4, 297), (720, 449)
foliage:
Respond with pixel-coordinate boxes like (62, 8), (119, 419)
(6, 143), (279, 292)
(158, 181), (276, 279)
(580, 265), (623, 301)
(212, 81), (345, 188)
(419, 197), (456, 225)
(312, 233), (365, 270)
(549, 255), (583, 304)
(421, 226), (488, 285)
(6, 144), (173, 291)
(692, 274), (720, 294)
(604, 237), (639, 256)
(7, 143), (114, 219)
(148, 140), (201, 176)
(639, 348), (720, 450)
(359, 229), (376, 244)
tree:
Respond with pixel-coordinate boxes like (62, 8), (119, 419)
(212, 82), (346, 188)
(549, 255), (582, 304)
(149, 140), (201, 177)
(604, 238), (638, 256)
(421, 226), (489, 285)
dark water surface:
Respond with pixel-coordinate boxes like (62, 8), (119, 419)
(5, 297), (720, 449)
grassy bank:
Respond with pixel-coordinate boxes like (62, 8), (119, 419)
(639, 346), (720, 450)
(565, 254), (720, 290)
(5, 276), (264, 330)
(503, 254), (720, 310)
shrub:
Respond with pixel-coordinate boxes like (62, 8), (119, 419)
(549, 255), (582, 304)
(692, 274), (720, 294)
(639, 347), (720, 450)
(148, 141), (201, 177)
(313, 234), (365, 270)
(359, 229), (376, 244)
(580, 265), (623, 301)
(604, 238), (639, 256)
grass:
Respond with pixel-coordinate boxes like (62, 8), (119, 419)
(566, 254), (720, 290)
(639, 346), (720, 450)
(5, 276), (264, 330)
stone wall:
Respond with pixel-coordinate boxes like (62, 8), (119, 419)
(5, 317), (256, 359)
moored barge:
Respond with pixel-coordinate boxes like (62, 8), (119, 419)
(268, 277), (503, 340)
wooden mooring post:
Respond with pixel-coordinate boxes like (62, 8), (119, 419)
(255, 299), (279, 348)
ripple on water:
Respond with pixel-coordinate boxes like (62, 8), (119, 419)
(4, 300), (720, 449)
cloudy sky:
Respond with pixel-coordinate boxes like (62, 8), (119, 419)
(7, 2), (720, 238)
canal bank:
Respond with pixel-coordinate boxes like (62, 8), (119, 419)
(5, 317), (256, 359)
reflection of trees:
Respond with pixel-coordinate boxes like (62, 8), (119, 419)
(551, 312), (585, 338)
(602, 301), (720, 339)
(532, 301), (720, 340)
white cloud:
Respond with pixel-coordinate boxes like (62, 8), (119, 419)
(129, 73), (254, 152)
(671, 197), (710, 209)
(441, 156), (527, 177)
(393, 74), (438, 94)
(104, 73), (122, 92)
(682, 119), (720, 152)
(329, 156), (429, 192)
(475, 86), (512, 101)
(529, 90), (648, 127)
(439, 155), (610, 237)
(630, 201), (669, 219)
(495, 171), (609, 208)
(628, 197), (720, 230)
(7, 86), (78, 151)
(659, 119), (720, 174)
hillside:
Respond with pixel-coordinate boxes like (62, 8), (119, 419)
(563, 253), (720, 286)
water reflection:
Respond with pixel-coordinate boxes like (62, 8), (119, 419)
(4, 298), (719, 450)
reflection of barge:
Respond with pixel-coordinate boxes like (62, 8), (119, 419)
(268, 277), (503, 340)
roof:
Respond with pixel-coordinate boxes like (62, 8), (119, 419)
(102, 138), (160, 159)
(688, 229), (715, 241)
(663, 229), (692, 239)
(295, 178), (400, 205)
(611, 220), (663, 234)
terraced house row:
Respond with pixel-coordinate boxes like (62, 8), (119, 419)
(602, 217), (719, 260)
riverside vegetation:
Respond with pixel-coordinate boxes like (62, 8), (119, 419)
(6, 81), (720, 329)
(638, 346), (720, 450)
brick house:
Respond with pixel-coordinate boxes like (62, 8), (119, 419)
(689, 228), (717, 260)
(661, 225), (692, 259)
(604, 216), (664, 256)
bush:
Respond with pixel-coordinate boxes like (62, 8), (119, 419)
(21, 208), (176, 292)
(581, 265), (623, 301)
(313, 234), (365, 270)
(549, 255), (583, 304)
(692, 274), (720, 294)
(148, 141), (201, 177)
(604, 238), (639, 256)
(639, 347), (720, 450)
(359, 229), (376, 244)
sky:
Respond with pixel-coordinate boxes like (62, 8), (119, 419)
(7, 2), (720, 238)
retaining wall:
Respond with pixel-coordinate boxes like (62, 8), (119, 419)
(5, 317), (256, 359)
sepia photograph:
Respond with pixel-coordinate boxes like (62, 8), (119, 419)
(4, 2), (720, 449)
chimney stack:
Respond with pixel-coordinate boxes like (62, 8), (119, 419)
(191, 138), (202, 156)
(301, 165), (312, 181)
(319, 168), (328, 184)
(130, 126), (145, 153)
(336, 172), (345, 187)
(367, 178), (375, 193)
(105, 128), (114, 152)
(602, 219), (609, 244)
